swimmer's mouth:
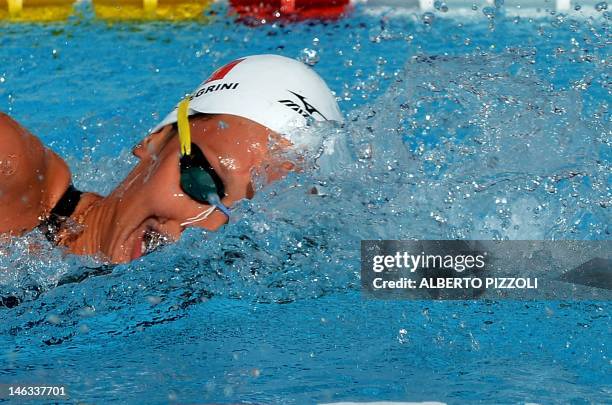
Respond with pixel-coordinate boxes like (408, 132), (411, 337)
(128, 220), (172, 261)
(141, 228), (168, 256)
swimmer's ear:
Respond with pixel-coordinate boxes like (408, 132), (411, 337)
(258, 132), (299, 182)
(263, 160), (297, 183)
(132, 125), (174, 159)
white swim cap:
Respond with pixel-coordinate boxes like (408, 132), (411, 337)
(152, 54), (343, 135)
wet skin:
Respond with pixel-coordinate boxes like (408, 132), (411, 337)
(0, 112), (291, 263)
(0, 112), (72, 234)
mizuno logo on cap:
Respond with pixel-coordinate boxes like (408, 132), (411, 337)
(278, 91), (327, 121)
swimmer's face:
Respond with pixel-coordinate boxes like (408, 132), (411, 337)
(102, 114), (290, 262)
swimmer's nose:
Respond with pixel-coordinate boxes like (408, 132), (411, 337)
(133, 125), (174, 159)
(132, 142), (146, 158)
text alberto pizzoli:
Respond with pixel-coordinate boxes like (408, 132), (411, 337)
(370, 252), (538, 290)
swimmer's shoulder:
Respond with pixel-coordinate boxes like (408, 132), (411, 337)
(0, 112), (28, 151)
(0, 113), (46, 166)
(0, 112), (71, 235)
(0, 112), (37, 188)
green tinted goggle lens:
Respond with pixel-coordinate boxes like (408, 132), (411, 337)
(179, 143), (225, 205)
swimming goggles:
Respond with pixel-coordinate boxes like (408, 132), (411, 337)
(177, 98), (231, 219)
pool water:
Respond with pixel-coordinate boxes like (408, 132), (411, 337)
(0, 2), (610, 403)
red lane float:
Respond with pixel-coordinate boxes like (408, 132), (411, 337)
(229, 0), (350, 22)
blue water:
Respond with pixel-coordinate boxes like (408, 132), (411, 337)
(0, 2), (610, 403)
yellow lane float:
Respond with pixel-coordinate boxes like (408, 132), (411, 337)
(92, 0), (213, 21)
(0, 0), (75, 21)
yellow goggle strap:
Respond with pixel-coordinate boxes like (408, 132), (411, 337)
(177, 98), (192, 156)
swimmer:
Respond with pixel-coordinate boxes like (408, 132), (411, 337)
(0, 54), (342, 263)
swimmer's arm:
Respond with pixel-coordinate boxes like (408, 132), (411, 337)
(0, 113), (71, 234)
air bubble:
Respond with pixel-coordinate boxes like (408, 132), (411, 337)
(398, 328), (409, 344)
(299, 48), (319, 66)
(147, 296), (161, 305)
(422, 12), (435, 25)
(483, 6), (496, 17)
(434, 0), (448, 11)
(47, 314), (61, 324)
